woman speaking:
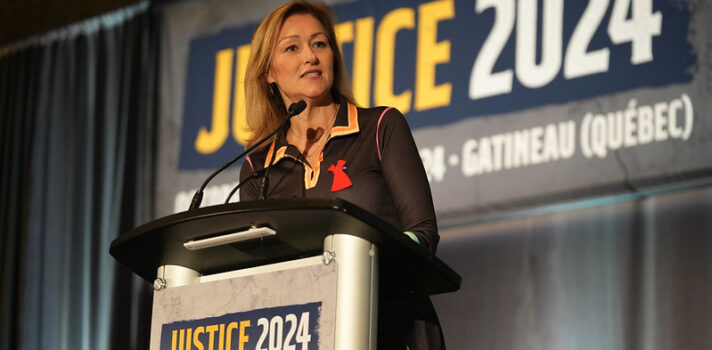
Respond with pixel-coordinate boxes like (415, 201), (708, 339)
(239, 1), (445, 348)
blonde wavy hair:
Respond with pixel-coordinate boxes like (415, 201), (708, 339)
(245, 0), (355, 148)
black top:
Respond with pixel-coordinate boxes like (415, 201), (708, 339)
(239, 97), (439, 252)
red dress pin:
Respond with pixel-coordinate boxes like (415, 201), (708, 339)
(327, 160), (352, 192)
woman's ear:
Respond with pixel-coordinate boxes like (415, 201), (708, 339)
(266, 69), (274, 84)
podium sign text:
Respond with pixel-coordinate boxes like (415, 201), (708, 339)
(150, 262), (337, 350)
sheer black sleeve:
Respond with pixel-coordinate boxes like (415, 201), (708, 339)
(377, 108), (439, 253)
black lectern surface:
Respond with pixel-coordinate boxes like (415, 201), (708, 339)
(110, 198), (460, 298)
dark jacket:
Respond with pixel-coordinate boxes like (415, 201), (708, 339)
(240, 97), (445, 349)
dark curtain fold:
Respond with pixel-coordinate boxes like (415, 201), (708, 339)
(0, 4), (158, 349)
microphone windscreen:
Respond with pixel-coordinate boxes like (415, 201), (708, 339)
(288, 100), (307, 116)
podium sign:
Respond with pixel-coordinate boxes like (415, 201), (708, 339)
(150, 257), (337, 350)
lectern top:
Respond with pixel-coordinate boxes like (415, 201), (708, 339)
(110, 198), (460, 297)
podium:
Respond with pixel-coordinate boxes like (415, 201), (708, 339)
(110, 198), (460, 350)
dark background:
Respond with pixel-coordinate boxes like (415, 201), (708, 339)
(0, 0), (142, 46)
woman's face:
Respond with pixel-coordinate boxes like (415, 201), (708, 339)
(268, 14), (335, 107)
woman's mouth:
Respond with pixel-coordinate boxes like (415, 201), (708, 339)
(301, 71), (321, 78)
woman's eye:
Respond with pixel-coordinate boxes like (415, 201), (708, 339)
(285, 45), (297, 52)
(313, 41), (327, 48)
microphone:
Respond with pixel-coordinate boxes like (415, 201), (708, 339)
(287, 100), (308, 116)
(224, 168), (266, 204)
(188, 100), (307, 210)
(257, 100), (307, 199)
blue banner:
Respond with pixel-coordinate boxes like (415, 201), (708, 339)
(178, 0), (694, 170)
(160, 302), (321, 350)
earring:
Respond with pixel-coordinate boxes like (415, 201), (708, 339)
(269, 82), (279, 97)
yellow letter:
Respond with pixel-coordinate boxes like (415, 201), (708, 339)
(193, 326), (205, 350)
(206, 325), (219, 350)
(335, 20), (354, 49)
(238, 320), (251, 350)
(218, 324), (225, 350)
(353, 17), (375, 107)
(336, 19), (374, 107)
(375, 8), (414, 113)
(232, 44), (253, 146)
(186, 329), (193, 350)
(172, 330), (178, 350)
(195, 49), (233, 154)
(179, 329), (186, 350)
(225, 322), (239, 350)
(416, 0), (453, 111)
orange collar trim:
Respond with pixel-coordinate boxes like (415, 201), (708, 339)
(304, 161), (320, 189)
(261, 101), (357, 191)
(263, 142), (288, 168)
(263, 140), (321, 190)
(330, 102), (359, 137)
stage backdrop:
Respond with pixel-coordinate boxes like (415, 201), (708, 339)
(155, 1), (712, 349)
(157, 0), (710, 225)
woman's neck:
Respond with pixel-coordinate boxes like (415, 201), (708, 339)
(288, 101), (339, 139)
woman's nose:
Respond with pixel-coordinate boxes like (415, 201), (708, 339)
(304, 47), (319, 65)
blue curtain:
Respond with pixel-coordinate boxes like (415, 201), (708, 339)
(0, 3), (157, 349)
